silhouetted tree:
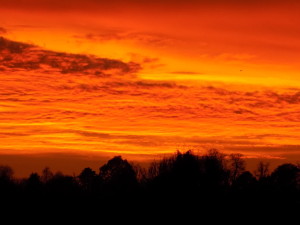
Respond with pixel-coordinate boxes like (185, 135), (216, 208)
(271, 163), (299, 191)
(28, 173), (41, 185)
(202, 149), (229, 190)
(298, 163), (300, 189)
(99, 156), (138, 193)
(148, 160), (160, 180)
(0, 165), (15, 198)
(233, 171), (256, 191)
(149, 151), (203, 192)
(78, 167), (97, 192)
(0, 165), (14, 181)
(254, 161), (270, 181)
(46, 172), (79, 197)
(229, 153), (246, 184)
(132, 163), (147, 184)
(148, 149), (230, 202)
(26, 173), (42, 194)
(41, 167), (53, 183)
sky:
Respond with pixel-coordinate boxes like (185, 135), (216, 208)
(1, 0), (300, 177)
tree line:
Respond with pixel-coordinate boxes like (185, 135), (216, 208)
(0, 149), (299, 216)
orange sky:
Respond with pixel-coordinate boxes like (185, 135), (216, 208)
(1, 0), (300, 177)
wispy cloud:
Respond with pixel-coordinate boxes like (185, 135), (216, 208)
(75, 30), (174, 48)
(170, 71), (203, 75)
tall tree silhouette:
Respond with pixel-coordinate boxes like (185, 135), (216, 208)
(26, 173), (42, 195)
(0, 165), (15, 199)
(202, 149), (229, 190)
(99, 156), (138, 193)
(229, 153), (245, 184)
(78, 167), (97, 192)
(233, 171), (256, 192)
(148, 151), (202, 192)
(271, 163), (299, 191)
(254, 161), (270, 181)
(148, 149), (230, 196)
(41, 167), (53, 183)
(0, 165), (13, 181)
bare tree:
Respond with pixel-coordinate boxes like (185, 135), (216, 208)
(254, 161), (270, 180)
(132, 163), (147, 183)
(0, 165), (14, 180)
(229, 153), (245, 183)
(41, 167), (53, 183)
(147, 160), (160, 180)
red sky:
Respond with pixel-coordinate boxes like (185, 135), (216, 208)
(1, 0), (300, 177)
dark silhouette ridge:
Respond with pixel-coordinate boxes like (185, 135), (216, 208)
(0, 149), (299, 219)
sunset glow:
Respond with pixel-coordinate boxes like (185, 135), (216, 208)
(1, 0), (300, 176)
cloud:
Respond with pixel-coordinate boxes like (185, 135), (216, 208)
(0, 37), (140, 75)
(233, 108), (256, 115)
(171, 71), (203, 75)
(228, 144), (300, 154)
(56, 79), (187, 97)
(76, 31), (173, 47)
(76, 130), (264, 147)
(142, 57), (159, 64)
(266, 91), (300, 104)
(203, 86), (300, 108)
(0, 132), (28, 137)
(0, 37), (31, 53)
(0, 27), (7, 34)
(79, 31), (126, 42)
(104, 80), (186, 90)
(77, 131), (111, 138)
